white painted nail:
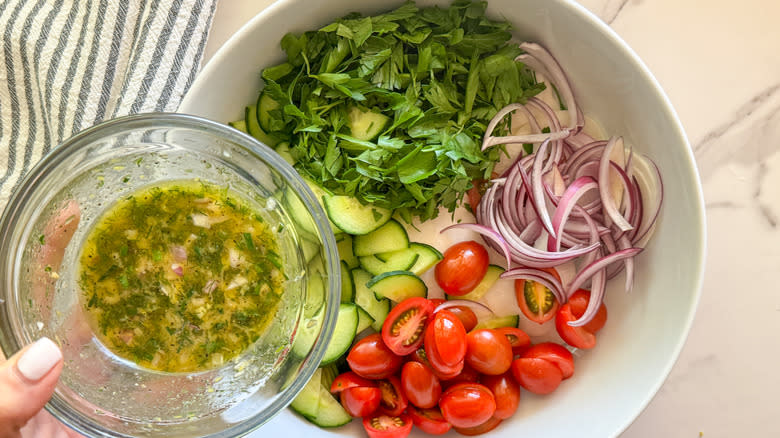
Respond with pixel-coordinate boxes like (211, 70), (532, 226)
(16, 337), (62, 381)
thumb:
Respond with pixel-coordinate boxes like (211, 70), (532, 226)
(0, 338), (63, 433)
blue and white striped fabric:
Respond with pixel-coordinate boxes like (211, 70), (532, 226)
(0, 0), (218, 209)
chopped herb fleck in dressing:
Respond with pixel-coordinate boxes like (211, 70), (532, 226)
(79, 181), (285, 373)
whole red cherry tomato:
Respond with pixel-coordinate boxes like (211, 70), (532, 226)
(382, 297), (434, 356)
(377, 375), (407, 416)
(409, 348), (461, 380)
(556, 304), (597, 349)
(464, 329), (513, 375)
(401, 361), (441, 409)
(435, 241), (489, 296)
(568, 289), (608, 333)
(452, 416), (502, 436)
(511, 357), (563, 395)
(347, 333), (403, 379)
(363, 413), (413, 438)
(440, 362), (480, 389)
(481, 372), (520, 420)
(439, 383), (496, 429)
(407, 406), (451, 435)
(424, 310), (467, 368)
(514, 268), (561, 324)
(446, 305), (479, 332)
(522, 342), (574, 379)
(340, 386), (381, 417)
(495, 327), (532, 356)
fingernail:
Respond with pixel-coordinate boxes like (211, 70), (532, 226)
(17, 337), (62, 381)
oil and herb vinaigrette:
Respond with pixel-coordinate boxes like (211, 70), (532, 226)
(79, 181), (285, 373)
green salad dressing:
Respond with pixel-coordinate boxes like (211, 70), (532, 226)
(79, 181), (285, 373)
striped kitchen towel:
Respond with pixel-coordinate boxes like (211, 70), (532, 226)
(0, 0), (218, 210)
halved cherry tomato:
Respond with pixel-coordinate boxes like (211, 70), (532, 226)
(378, 375), (408, 416)
(340, 386), (381, 417)
(435, 241), (489, 296)
(409, 348), (460, 380)
(382, 297), (434, 356)
(439, 383), (496, 429)
(400, 361), (441, 409)
(446, 305), (479, 332)
(556, 303), (597, 349)
(568, 289), (608, 333)
(347, 333), (403, 379)
(464, 329), (513, 375)
(511, 357), (563, 395)
(452, 416), (502, 436)
(495, 327), (532, 356)
(407, 406), (451, 435)
(363, 413), (413, 438)
(522, 342), (574, 379)
(424, 310), (467, 367)
(514, 268), (561, 324)
(330, 371), (376, 394)
(481, 372), (520, 420)
(428, 298), (446, 307)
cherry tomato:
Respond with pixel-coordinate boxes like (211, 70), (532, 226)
(494, 327), (532, 356)
(378, 376), (408, 416)
(435, 241), (489, 296)
(425, 310), (467, 367)
(446, 305), (479, 332)
(401, 361), (441, 409)
(481, 373), (520, 420)
(407, 406), (451, 435)
(511, 357), (563, 395)
(330, 371), (375, 394)
(348, 333), (403, 379)
(363, 413), (413, 438)
(522, 342), (574, 379)
(568, 289), (608, 333)
(466, 179), (486, 213)
(428, 298), (446, 307)
(382, 297), (434, 356)
(410, 347), (462, 380)
(514, 268), (561, 324)
(556, 303), (597, 349)
(439, 383), (496, 429)
(452, 416), (502, 436)
(440, 362), (480, 388)
(464, 329), (513, 375)
(340, 386), (381, 417)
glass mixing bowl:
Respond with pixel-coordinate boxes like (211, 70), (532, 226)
(0, 113), (340, 437)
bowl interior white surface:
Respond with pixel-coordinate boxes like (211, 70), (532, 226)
(179, 0), (706, 436)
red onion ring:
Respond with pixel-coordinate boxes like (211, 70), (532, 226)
(435, 300), (495, 316)
(501, 267), (566, 305)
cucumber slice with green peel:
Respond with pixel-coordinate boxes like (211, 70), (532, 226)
(301, 238), (320, 263)
(353, 219), (409, 256)
(340, 260), (354, 303)
(323, 195), (393, 235)
(347, 106), (390, 141)
(245, 105), (278, 147)
(473, 314), (520, 330)
(312, 384), (352, 427)
(356, 306), (375, 334)
(367, 271), (427, 302)
(285, 188), (318, 236)
(301, 178), (340, 235)
(320, 303), (358, 365)
(337, 234), (359, 269)
(447, 265), (505, 302)
(257, 92), (281, 132)
(352, 268), (390, 332)
(229, 119), (248, 133)
(290, 368), (322, 420)
(305, 274), (325, 318)
(291, 313), (322, 359)
(359, 250), (419, 276)
(320, 364), (339, 391)
(274, 142), (296, 165)
(407, 242), (443, 275)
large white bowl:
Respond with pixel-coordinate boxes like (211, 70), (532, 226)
(180, 0), (706, 436)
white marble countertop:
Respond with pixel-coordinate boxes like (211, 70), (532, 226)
(203, 1), (780, 436)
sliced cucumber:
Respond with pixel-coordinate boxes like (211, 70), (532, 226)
(473, 314), (520, 330)
(347, 106), (390, 141)
(305, 274), (326, 318)
(340, 260), (354, 303)
(275, 142), (296, 165)
(356, 306), (375, 334)
(245, 105), (278, 147)
(285, 187), (318, 236)
(337, 234), (359, 269)
(290, 368), (322, 420)
(407, 242), (443, 275)
(229, 119), (248, 133)
(447, 265), (505, 302)
(320, 363), (339, 391)
(312, 384), (352, 427)
(301, 237), (320, 263)
(321, 303), (358, 365)
(367, 271), (427, 302)
(302, 179), (340, 235)
(323, 195), (393, 235)
(257, 92), (281, 132)
(353, 219), (409, 257)
(359, 250), (419, 276)
(352, 268), (390, 332)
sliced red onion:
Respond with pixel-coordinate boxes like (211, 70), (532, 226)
(441, 224), (512, 270)
(501, 267), (566, 305)
(203, 279), (219, 294)
(171, 245), (187, 262)
(171, 263), (184, 277)
(629, 153), (664, 246)
(565, 248), (643, 297)
(435, 300), (495, 316)
(532, 139), (556, 237)
(547, 176), (599, 252)
(568, 267), (607, 327)
(191, 213), (211, 228)
(618, 235), (635, 293)
(599, 137), (633, 232)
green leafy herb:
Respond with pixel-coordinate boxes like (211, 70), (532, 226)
(254, 0), (543, 222)
(38, 234), (45, 245)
